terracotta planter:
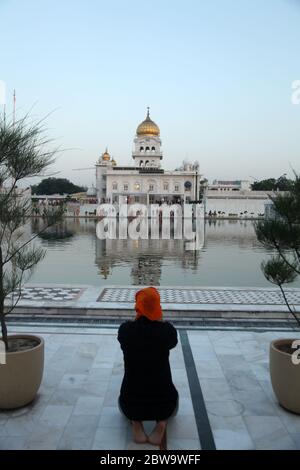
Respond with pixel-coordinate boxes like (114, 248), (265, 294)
(270, 338), (300, 414)
(0, 335), (44, 410)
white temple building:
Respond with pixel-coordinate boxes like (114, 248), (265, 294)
(95, 109), (201, 205)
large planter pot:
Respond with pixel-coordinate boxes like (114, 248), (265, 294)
(270, 338), (300, 414)
(0, 335), (44, 410)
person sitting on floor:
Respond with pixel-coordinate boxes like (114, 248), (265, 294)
(117, 286), (178, 446)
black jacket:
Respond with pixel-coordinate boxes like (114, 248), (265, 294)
(117, 316), (178, 421)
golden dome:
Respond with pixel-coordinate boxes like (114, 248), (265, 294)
(111, 158), (117, 166)
(102, 148), (110, 161)
(136, 108), (160, 136)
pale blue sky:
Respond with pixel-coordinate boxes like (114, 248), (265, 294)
(0, 0), (300, 186)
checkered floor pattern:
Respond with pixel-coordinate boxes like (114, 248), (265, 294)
(98, 287), (300, 305)
(9, 287), (83, 302)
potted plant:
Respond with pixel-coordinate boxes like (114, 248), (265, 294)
(0, 115), (63, 409)
(255, 173), (300, 413)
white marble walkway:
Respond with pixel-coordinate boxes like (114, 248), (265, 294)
(0, 325), (300, 450)
(0, 325), (198, 451)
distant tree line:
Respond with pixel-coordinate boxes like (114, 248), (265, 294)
(31, 177), (87, 195)
(251, 175), (293, 191)
(31, 175), (293, 196)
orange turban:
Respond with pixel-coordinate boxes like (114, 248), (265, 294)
(135, 287), (162, 321)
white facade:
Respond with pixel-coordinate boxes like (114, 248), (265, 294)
(205, 190), (276, 217)
(95, 110), (201, 206)
(208, 180), (251, 192)
(105, 169), (200, 205)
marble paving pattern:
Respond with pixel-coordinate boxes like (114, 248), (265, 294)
(7, 287), (84, 302)
(6, 285), (300, 316)
(99, 287), (300, 306)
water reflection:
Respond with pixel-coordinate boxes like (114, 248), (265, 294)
(31, 217), (98, 244)
(95, 238), (200, 284)
(28, 218), (299, 287)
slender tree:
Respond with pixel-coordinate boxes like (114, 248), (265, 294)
(0, 115), (63, 350)
(255, 173), (300, 326)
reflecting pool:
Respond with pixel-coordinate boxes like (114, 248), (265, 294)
(28, 218), (300, 288)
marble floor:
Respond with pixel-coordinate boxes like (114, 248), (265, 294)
(99, 286), (300, 306)
(7, 284), (300, 316)
(0, 325), (300, 450)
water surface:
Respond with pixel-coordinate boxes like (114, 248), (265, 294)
(28, 218), (300, 288)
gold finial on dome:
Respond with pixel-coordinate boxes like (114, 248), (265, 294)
(102, 147), (110, 161)
(136, 108), (160, 136)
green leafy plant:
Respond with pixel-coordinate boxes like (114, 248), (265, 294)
(0, 115), (63, 350)
(255, 173), (300, 326)
(31, 177), (86, 195)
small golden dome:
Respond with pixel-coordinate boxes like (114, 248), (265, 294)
(111, 158), (117, 166)
(136, 108), (160, 136)
(102, 148), (110, 161)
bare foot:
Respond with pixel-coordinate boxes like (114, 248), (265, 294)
(131, 421), (148, 444)
(148, 421), (167, 446)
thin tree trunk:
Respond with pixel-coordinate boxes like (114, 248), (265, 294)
(279, 283), (300, 327)
(0, 312), (8, 351)
(0, 246), (8, 350)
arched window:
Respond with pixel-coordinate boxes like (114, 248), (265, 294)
(145, 160), (149, 167)
(148, 179), (156, 192)
(145, 146), (150, 152)
(140, 160), (143, 167)
(140, 146), (144, 152)
(151, 146), (155, 152)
